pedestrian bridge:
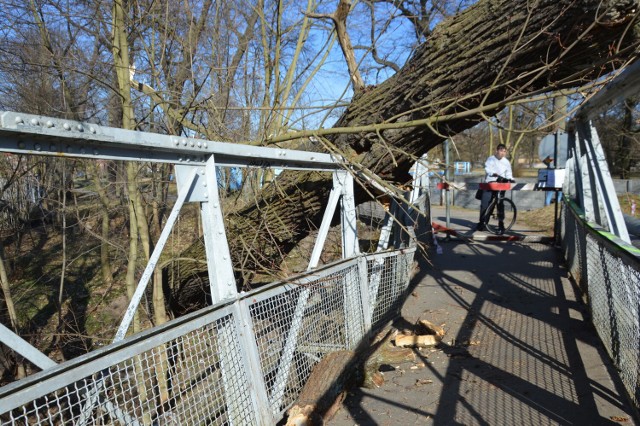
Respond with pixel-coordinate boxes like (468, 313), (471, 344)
(0, 67), (639, 424)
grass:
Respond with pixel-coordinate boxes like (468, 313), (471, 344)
(618, 193), (640, 217)
(519, 204), (556, 234)
(517, 193), (640, 235)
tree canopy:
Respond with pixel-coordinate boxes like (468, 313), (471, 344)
(216, 0), (640, 288)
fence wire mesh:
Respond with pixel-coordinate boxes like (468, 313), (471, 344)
(368, 250), (414, 326)
(1, 249), (415, 425)
(561, 202), (640, 408)
(248, 263), (363, 416)
(2, 311), (256, 426)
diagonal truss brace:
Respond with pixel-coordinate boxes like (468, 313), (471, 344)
(574, 121), (630, 242)
(270, 169), (360, 411)
(0, 323), (56, 370)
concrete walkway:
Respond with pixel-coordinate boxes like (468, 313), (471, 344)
(328, 207), (638, 425)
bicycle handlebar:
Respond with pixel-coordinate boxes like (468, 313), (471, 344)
(495, 176), (516, 183)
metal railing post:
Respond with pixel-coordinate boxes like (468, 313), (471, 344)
(358, 256), (373, 331)
(201, 155), (238, 303)
(338, 171), (364, 348)
(339, 171), (359, 258)
(232, 301), (274, 424)
(377, 212), (393, 252)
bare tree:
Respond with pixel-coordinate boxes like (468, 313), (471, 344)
(177, 0), (640, 294)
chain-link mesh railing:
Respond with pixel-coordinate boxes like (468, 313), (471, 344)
(561, 201), (640, 409)
(0, 248), (415, 425)
(367, 250), (414, 326)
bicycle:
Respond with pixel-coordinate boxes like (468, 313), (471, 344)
(479, 176), (517, 235)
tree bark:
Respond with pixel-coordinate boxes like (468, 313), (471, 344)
(331, 0), (640, 180)
(170, 0), (640, 304)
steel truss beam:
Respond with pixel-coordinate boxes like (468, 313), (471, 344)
(572, 121), (630, 242)
(0, 110), (339, 171)
(0, 111), (350, 366)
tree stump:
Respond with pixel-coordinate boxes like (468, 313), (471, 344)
(363, 331), (416, 389)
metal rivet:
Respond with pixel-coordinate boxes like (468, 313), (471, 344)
(227, 281), (233, 286)
(178, 157), (183, 162)
(223, 255), (228, 260)
(46, 121), (54, 128)
(77, 125), (83, 132)
(310, 156), (315, 161)
(203, 182), (207, 187)
(203, 193), (209, 198)
(218, 230), (223, 235)
(190, 141), (194, 147)
(197, 141), (202, 148)
(30, 118), (39, 125)
(63, 123), (71, 130)
(89, 126), (96, 134)
(34, 144), (41, 151)
(204, 143), (208, 148)
(14, 116), (23, 124)
(181, 139), (187, 146)
(198, 169), (204, 175)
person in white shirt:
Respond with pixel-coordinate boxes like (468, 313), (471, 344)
(477, 144), (514, 233)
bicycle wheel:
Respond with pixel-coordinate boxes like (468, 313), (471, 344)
(485, 198), (517, 234)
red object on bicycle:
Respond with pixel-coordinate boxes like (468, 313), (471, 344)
(479, 182), (512, 191)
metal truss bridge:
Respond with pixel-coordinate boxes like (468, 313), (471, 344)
(0, 62), (639, 424)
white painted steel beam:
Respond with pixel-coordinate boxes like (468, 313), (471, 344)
(578, 60), (640, 120)
(576, 121), (630, 242)
(338, 171), (359, 258)
(201, 155), (238, 303)
(0, 323), (55, 370)
(0, 110), (339, 171)
(113, 168), (198, 342)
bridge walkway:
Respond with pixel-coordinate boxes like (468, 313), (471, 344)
(329, 206), (638, 425)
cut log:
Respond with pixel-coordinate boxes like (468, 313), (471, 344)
(286, 350), (356, 426)
(417, 319), (446, 340)
(395, 334), (439, 348)
(363, 331), (416, 388)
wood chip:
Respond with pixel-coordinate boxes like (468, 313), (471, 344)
(610, 415), (630, 422)
(417, 319), (445, 340)
(395, 334), (438, 348)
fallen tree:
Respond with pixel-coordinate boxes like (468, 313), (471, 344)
(170, 0), (640, 306)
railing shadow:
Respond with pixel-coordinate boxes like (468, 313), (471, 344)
(325, 241), (635, 425)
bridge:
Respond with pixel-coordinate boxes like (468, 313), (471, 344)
(0, 64), (639, 424)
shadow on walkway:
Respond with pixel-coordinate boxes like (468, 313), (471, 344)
(328, 240), (637, 425)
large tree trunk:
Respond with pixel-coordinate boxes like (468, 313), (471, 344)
(332, 0), (639, 180)
(170, 0), (640, 306)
